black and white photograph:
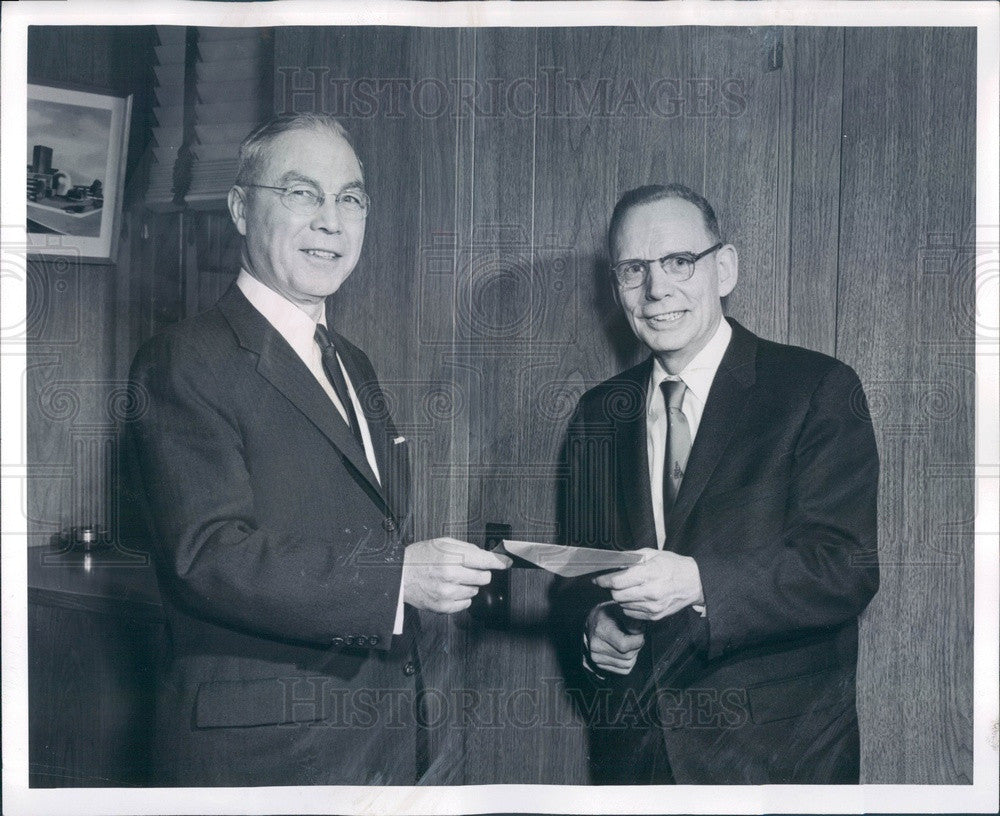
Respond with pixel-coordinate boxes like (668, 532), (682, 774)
(25, 82), (132, 261)
(1, 1), (997, 815)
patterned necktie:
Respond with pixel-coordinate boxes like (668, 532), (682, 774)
(314, 324), (364, 449)
(660, 379), (692, 523)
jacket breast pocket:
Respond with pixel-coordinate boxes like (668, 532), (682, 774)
(698, 483), (782, 512)
(692, 485), (784, 540)
(387, 437), (411, 522)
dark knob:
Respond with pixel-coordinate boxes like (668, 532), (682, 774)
(469, 522), (511, 630)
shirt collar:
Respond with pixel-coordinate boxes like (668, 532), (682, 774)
(649, 317), (732, 406)
(236, 269), (328, 349)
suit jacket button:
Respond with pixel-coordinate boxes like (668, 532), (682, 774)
(382, 517), (398, 533)
(345, 635), (357, 646)
(355, 635), (369, 647)
(331, 636), (345, 647)
(369, 635), (379, 646)
(403, 660), (417, 676)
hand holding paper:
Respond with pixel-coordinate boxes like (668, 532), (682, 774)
(403, 536), (512, 614)
(500, 539), (644, 578)
(592, 547), (704, 621)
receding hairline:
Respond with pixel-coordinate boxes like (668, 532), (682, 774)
(608, 184), (721, 254)
(611, 197), (712, 244)
(234, 114), (363, 188)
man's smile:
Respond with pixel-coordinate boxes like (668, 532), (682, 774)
(645, 310), (687, 326)
(301, 248), (343, 260)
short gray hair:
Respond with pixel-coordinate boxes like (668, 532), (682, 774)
(608, 183), (721, 252)
(234, 113), (361, 187)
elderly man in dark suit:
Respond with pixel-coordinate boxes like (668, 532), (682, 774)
(127, 113), (509, 786)
(561, 183), (879, 784)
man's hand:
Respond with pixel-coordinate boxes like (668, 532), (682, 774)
(593, 549), (704, 621)
(585, 602), (645, 675)
(402, 536), (512, 614)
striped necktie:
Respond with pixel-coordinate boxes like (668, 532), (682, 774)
(314, 324), (364, 449)
(660, 379), (691, 527)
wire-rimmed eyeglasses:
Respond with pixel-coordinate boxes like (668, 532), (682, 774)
(611, 242), (723, 290)
(247, 183), (370, 219)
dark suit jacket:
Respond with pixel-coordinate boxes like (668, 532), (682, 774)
(560, 318), (879, 784)
(126, 284), (420, 786)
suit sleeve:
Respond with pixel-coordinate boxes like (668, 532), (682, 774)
(694, 362), (880, 660)
(126, 332), (403, 650)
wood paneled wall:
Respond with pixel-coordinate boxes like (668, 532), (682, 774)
(26, 25), (975, 787)
(26, 27), (156, 546)
(837, 29), (976, 783)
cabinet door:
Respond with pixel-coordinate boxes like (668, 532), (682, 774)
(29, 595), (162, 787)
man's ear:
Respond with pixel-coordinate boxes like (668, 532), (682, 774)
(716, 243), (738, 298)
(228, 186), (248, 236)
(609, 274), (622, 309)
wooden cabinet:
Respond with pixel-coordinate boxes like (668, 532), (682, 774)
(28, 551), (164, 787)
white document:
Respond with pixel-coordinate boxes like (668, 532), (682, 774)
(500, 539), (644, 577)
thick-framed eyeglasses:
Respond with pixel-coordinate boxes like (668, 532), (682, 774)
(247, 183), (370, 219)
(611, 242), (723, 290)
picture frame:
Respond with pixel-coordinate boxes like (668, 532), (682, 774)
(26, 82), (132, 263)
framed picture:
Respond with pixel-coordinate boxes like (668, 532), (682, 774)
(26, 82), (132, 263)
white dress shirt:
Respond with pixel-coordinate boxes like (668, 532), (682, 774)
(237, 270), (406, 634)
(646, 317), (732, 548)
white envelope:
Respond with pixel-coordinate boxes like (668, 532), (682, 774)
(500, 539), (644, 577)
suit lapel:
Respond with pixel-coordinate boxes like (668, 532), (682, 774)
(217, 286), (390, 511)
(666, 319), (757, 545)
(612, 360), (657, 551)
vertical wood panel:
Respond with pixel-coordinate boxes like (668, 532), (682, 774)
(691, 28), (787, 341)
(410, 27), (468, 784)
(192, 211), (241, 313)
(27, 261), (118, 541)
(464, 26), (540, 537)
(787, 28), (843, 355)
(837, 28), (974, 784)
(433, 28), (481, 784)
(459, 28), (548, 785)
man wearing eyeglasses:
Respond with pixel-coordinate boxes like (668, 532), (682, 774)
(127, 113), (509, 786)
(561, 184), (879, 784)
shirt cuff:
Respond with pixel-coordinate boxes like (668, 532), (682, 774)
(581, 630), (607, 681)
(392, 582), (406, 635)
(692, 603), (707, 617)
